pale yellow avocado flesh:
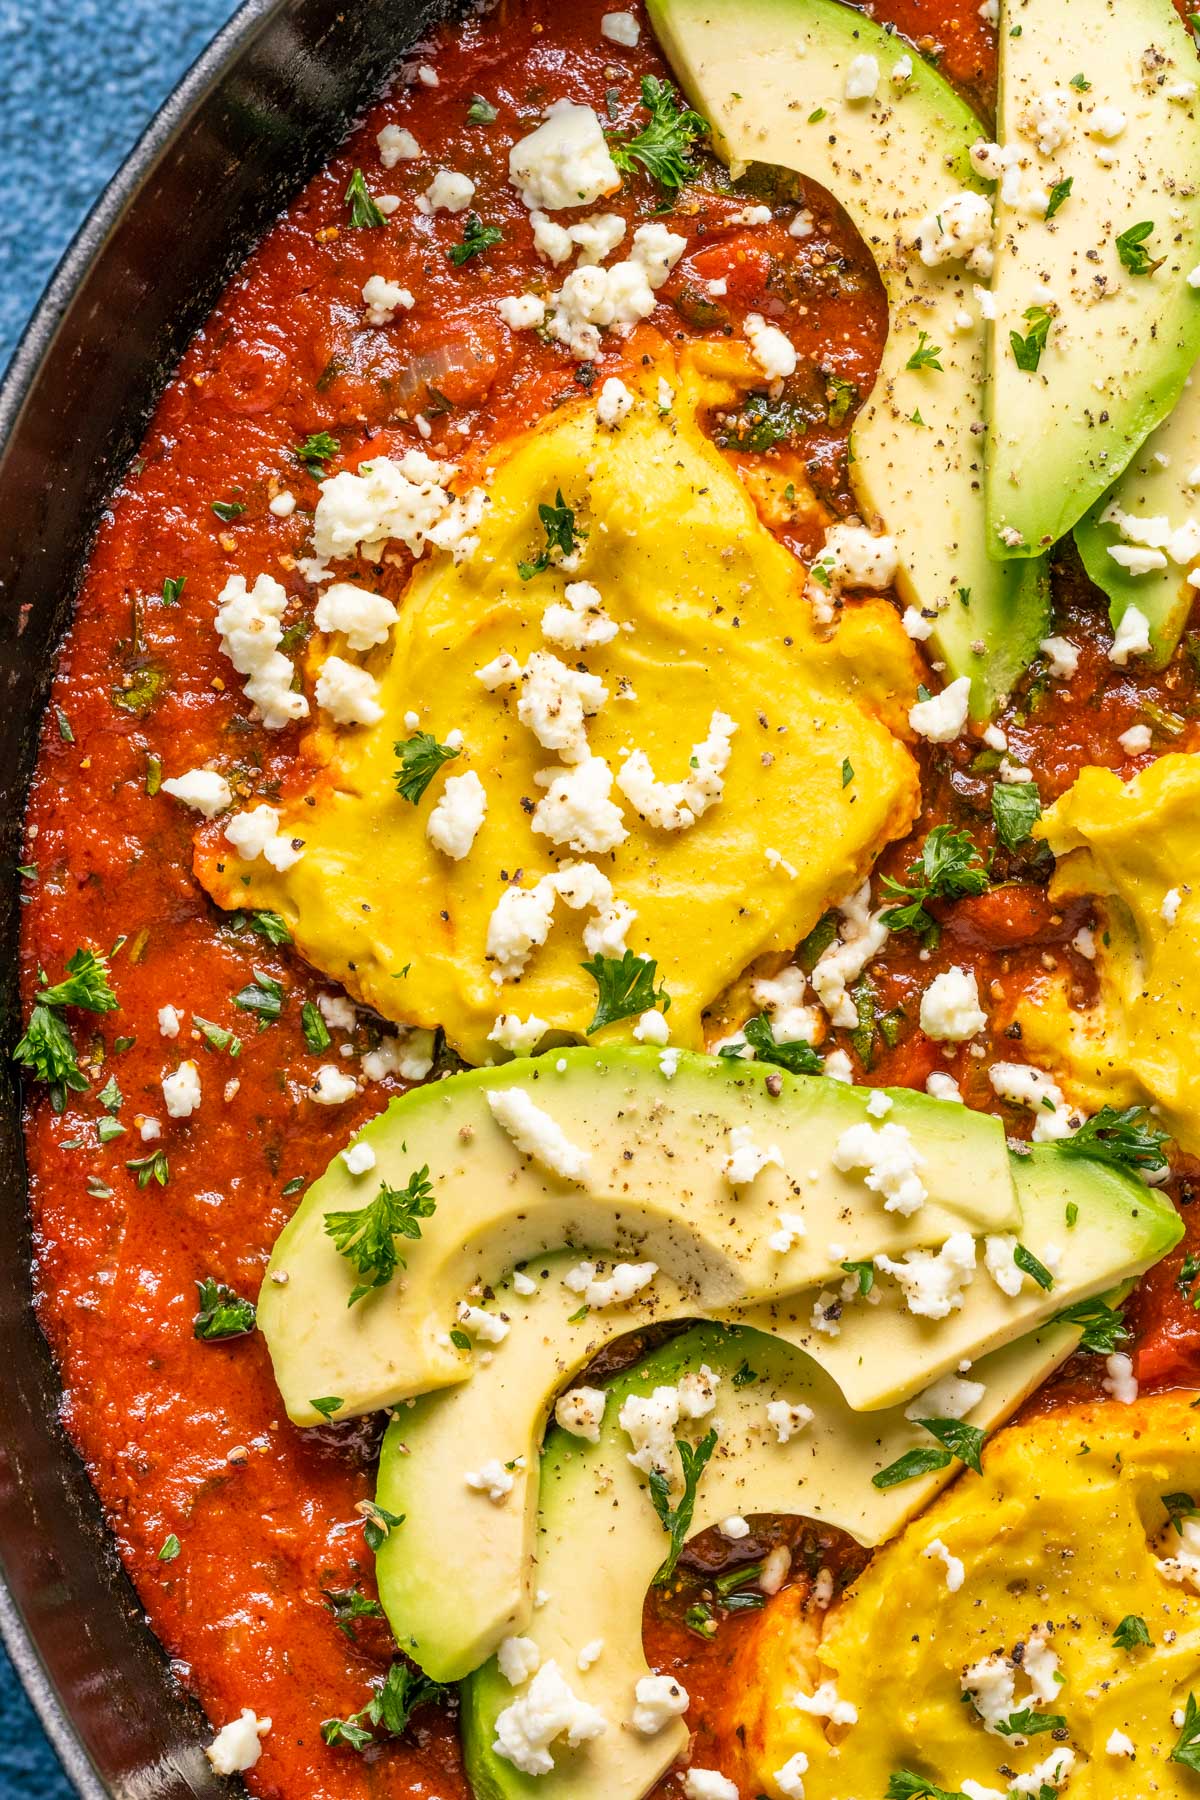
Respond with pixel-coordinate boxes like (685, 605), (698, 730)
(748, 1391), (1200, 1799)
(988, 0), (1200, 556)
(257, 1050), (1018, 1424)
(1016, 754), (1200, 1156)
(194, 347), (922, 1063)
(456, 1319), (1085, 1800)
(647, 0), (1050, 718)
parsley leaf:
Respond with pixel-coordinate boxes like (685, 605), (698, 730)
(324, 1169), (436, 1305)
(125, 1149), (169, 1189)
(992, 781), (1042, 851)
(1164, 1491), (1200, 1534)
(905, 331), (943, 372)
(714, 390), (816, 451)
(38, 947), (118, 1013)
(211, 499), (245, 523)
(1172, 1691), (1200, 1772)
(1178, 1251), (1200, 1307)
(916, 1416), (986, 1475)
(193, 1015), (242, 1056)
(193, 1277), (257, 1341)
(358, 1498), (404, 1552)
(1009, 305), (1054, 372)
(466, 94), (498, 123)
(994, 1706), (1067, 1738)
(1112, 1613), (1152, 1651)
(885, 1777), (967, 1800)
(448, 213), (504, 265)
(880, 825), (988, 937)
(13, 1004), (88, 1106)
(161, 576), (186, 605)
(1057, 1104), (1170, 1174)
(234, 969), (286, 1024)
(247, 909), (292, 946)
(322, 1662), (449, 1753)
(1116, 220), (1163, 276)
(609, 75), (708, 192)
(872, 1446), (953, 1489)
(157, 1534), (181, 1563)
(295, 430), (339, 478)
(582, 949), (670, 1033)
(841, 1259), (875, 1296)
(1045, 176), (1073, 220)
(1014, 1242), (1055, 1290)
(518, 489), (586, 579)
(302, 999), (332, 1054)
(345, 168), (385, 229)
(310, 1395), (343, 1419)
(649, 1428), (718, 1584)
(394, 731), (460, 804)
(742, 1012), (822, 1075)
(324, 1586), (385, 1639)
(1052, 1294), (1130, 1354)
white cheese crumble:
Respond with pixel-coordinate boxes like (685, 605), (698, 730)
(418, 169), (475, 214)
(498, 293), (547, 330)
(456, 1301), (510, 1344)
(341, 1142), (376, 1175)
(1106, 1730), (1136, 1758)
(1118, 723), (1152, 754)
(792, 1680), (858, 1726)
(492, 1659), (607, 1774)
(1039, 635), (1079, 679)
(360, 1028), (435, 1082)
(565, 1259), (658, 1308)
(718, 1516), (751, 1541)
(377, 124), (420, 166)
(486, 1087), (591, 1182)
(811, 882), (888, 1028)
(578, 1638), (605, 1670)
(1109, 605), (1152, 665)
(205, 1710), (271, 1776)
(514, 651), (609, 764)
(631, 1674), (690, 1735)
(844, 53), (880, 102)
(486, 861), (633, 983)
(910, 675), (971, 743)
(427, 769), (488, 860)
(465, 1458), (516, 1503)
(532, 209), (627, 266)
(508, 101), (622, 212)
(554, 1386), (607, 1441)
(723, 1124), (785, 1186)
(766, 1399), (814, 1444)
(619, 1385), (682, 1475)
(987, 1059), (1081, 1142)
(875, 1231), (977, 1319)
(362, 275), (415, 325)
(683, 1773), (739, 1800)
(314, 655), (383, 727)
(1018, 87), (1072, 156)
(919, 965), (987, 1041)
(532, 756), (627, 855)
(161, 768), (232, 817)
(752, 964), (821, 1045)
(310, 1065), (358, 1105)
(926, 1069), (964, 1103)
(911, 190), (994, 278)
(162, 1060), (201, 1119)
(678, 1366), (720, 1418)
(1164, 887), (1183, 926)
(224, 803), (303, 873)
(744, 312), (798, 382)
(833, 1120), (928, 1217)
(498, 1637), (542, 1687)
(634, 1007), (671, 1045)
(767, 1210), (807, 1253)
(314, 581), (399, 649)
(923, 1537), (965, 1592)
(596, 376), (636, 426)
(810, 523), (899, 594)
(775, 1755), (810, 1800)
(617, 710), (736, 830)
(905, 1372), (985, 1420)
(158, 1005), (181, 1039)
(541, 580), (618, 650)
(488, 1012), (551, 1057)
(600, 9), (640, 43)
(542, 222), (686, 357)
(313, 449), (486, 565)
(1103, 1350), (1139, 1404)
(215, 572), (309, 730)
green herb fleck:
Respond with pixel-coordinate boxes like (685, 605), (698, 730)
(582, 949), (670, 1034)
(1113, 1613), (1152, 1651)
(394, 731), (460, 804)
(880, 825), (988, 938)
(905, 331), (943, 372)
(518, 489), (586, 579)
(193, 1277), (257, 1341)
(649, 1428), (718, 1584)
(211, 499), (246, 523)
(345, 168), (386, 229)
(1116, 220), (1163, 276)
(1013, 1242), (1055, 1290)
(157, 1534), (181, 1563)
(467, 94), (498, 123)
(302, 999), (332, 1054)
(324, 1169), (437, 1305)
(609, 75), (708, 192)
(992, 781), (1042, 852)
(1009, 305), (1054, 372)
(448, 213), (504, 265)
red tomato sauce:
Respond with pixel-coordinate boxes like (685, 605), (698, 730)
(17, 2), (1200, 1795)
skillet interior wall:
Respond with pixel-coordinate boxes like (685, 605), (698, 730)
(0, 0), (459, 1790)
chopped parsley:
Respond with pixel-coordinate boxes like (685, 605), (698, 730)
(609, 75), (708, 192)
(582, 949), (670, 1033)
(1045, 176), (1073, 220)
(1013, 1242), (1055, 1290)
(994, 1706), (1067, 1738)
(322, 1662), (449, 1753)
(905, 331), (943, 372)
(15, 948), (121, 1107)
(246, 909), (292, 946)
(233, 969), (286, 1024)
(841, 1259), (875, 1296)
(915, 1415), (986, 1475)
(394, 731), (461, 803)
(345, 167), (385, 229)
(358, 1498), (404, 1551)
(1178, 1250), (1200, 1306)
(741, 1012), (822, 1076)
(1009, 305), (1054, 372)
(448, 214), (504, 265)
(38, 947), (118, 1013)
(157, 1534), (181, 1563)
(161, 576), (186, 605)
(466, 94), (498, 123)
(1171, 1691), (1200, 1772)
(885, 1777), (966, 1800)
(1112, 1613), (1152, 1651)
(1051, 1294), (1130, 1354)
(649, 1428), (718, 1584)
(125, 1149), (169, 1189)
(826, 373), (857, 425)
(210, 499), (246, 523)
(518, 489), (586, 580)
(310, 1395), (343, 1420)
(324, 1169), (437, 1305)
(193, 1016), (241, 1056)
(295, 430), (339, 478)
(302, 1000), (332, 1054)
(1116, 220), (1163, 276)
(193, 1277), (257, 1342)
(1056, 1103), (1170, 1173)
(991, 780), (1042, 852)
(879, 825), (988, 938)
(714, 390), (815, 451)
(1164, 1491), (1200, 1534)
(872, 1446), (953, 1489)
(324, 1586), (385, 1639)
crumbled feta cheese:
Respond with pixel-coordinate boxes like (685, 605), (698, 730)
(215, 572), (309, 731)
(1164, 886), (1183, 926)
(224, 803), (303, 873)
(315, 655), (383, 727)
(633, 1007), (671, 1045)
(575, 1261), (657, 1309)
(362, 275), (415, 325)
(1089, 104), (1126, 140)
(498, 1636), (542, 1687)
(1109, 605), (1152, 665)
(767, 1210), (807, 1253)
(531, 209), (627, 266)
(1040, 636), (1079, 679)
(314, 581), (399, 650)
(775, 1755), (810, 1800)
(456, 1300), (510, 1345)
(892, 53), (914, 84)
(833, 1120), (928, 1216)
(923, 1537), (965, 1592)
(926, 1069), (964, 1103)
(512, 1269), (538, 1296)
(360, 1027), (435, 1082)
(378, 124), (420, 166)
(911, 190), (994, 278)
(723, 1124), (785, 1186)
(718, 1515), (750, 1541)
(1158, 1515), (1200, 1589)
(812, 883), (888, 1028)
(509, 102), (622, 211)
(486, 861), (633, 983)
(1109, 543), (1167, 577)
(158, 1005), (181, 1039)
(683, 1772), (738, 1800)
(313, 450), (485, 565)
(341, 1141), (376, 1175)
(162, 1060), (201, 1119)
(910, 674), (971, 743)
(1103, 1350), (1138, 1404)
(659, 1046), (680, 1078)
(543, 222), (685, 356)
(600, 9), (640, 43)
(675, 1366), (719, 1420)
(268, 489), (295, 517)
(766, 1399), (814, 1444)
(1018, 88), (1072, 156)
(1106, 1730), (1136, 1758)
(617, 711), (736, 830)
(488, 1012), (550, 1056)
(486, 1087), (591, 1181)
(206, 1710), (270, 1776)
(875, 1231), (977, 1319)
(161, 768), (232, 817)
(532, 756), (626, 855)
(498, 293), (547, 330)
(987, 1059), (1079, 1141)
(541, 580), (618, 650)
(752, 964), (820, 1044)
(555, 1386), (607, 1441)
(632, 1674), (690, 1735)
(465, 1458), (516, 1503)
(963, 1653), (1017, 1732)
(578, 1639), (604, 1670)
(902, 606), (934, 641)
(844, 53), (880, 101)
(792, 1681), (858, 1726)
(620, 1385), (681, 1475)
(905, 1373), (984, 1420)
(812, 524), (899, 594)
(920, 965), (987, 1041)
(311, 1065), (358, 1105)
(596, 376), (635, 427)
(427, 769), (488, 859)
(744, 312), (797, 381)
(419, 169), (475, 214)
(492, 1660), (607, 1774)
(1118, 723), (1152, 754)
(515, 651), (608, 763)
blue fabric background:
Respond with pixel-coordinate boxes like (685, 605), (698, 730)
(1, 4), (237, 1788)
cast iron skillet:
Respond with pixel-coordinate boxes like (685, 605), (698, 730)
(0, 0), (451, 1790)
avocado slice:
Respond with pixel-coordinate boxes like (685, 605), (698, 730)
(986, 0), (1200, 556)
(258, 1049), (1018, 1424)
(646, 0), (1050, 717)
(1074, 363), (1200, 666)
(457, 1317), (1085, 1800)
(371, 1143), (1176, 1681)
(741, 1142), (1182, 1407)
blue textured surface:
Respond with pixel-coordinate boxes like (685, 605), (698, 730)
(1, 5), (238, 1789)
